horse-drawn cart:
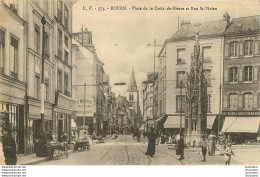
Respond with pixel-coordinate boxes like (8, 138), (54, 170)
(47, 142), (69, 160)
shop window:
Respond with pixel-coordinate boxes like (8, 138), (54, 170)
(230, 42), (239, 57)
(229, 67), (238, 82)
(243, 92), (253, 109)
(27, 120), (33, 144)
(244, 40), (253, 56)
(229, 93), (238, 109)
(8, 105), (18, 144)
(10, 37), (18, 78)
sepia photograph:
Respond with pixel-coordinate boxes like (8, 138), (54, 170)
(0, 0), (259, 174)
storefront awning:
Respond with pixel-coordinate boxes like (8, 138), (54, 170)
(207, 116), (216, 129)
(164, 116), (185, 128)
(221, 117), (260, 133)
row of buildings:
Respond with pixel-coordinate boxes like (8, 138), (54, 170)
(0, 0), (141, 155)
(142, 13), (260, 144)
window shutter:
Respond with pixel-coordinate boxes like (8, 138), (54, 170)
(0, 30), (5, 44)
(253, 93), (258, 108)
(238, 94), (243, 108)
(224, 43), (229, 57)
(254, 66), (258, 81)
(223, 95), (228, 109)
(239, 42), (243, 56)
(254, 41), (259, 55)
(224, 69), (229, 84)
(239, 67), (243, 82)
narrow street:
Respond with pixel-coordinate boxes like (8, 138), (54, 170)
(37, 135), (259, 165)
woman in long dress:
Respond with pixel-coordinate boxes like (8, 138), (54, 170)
(145, 127), (157, 157)
(208, 131), (216, 155)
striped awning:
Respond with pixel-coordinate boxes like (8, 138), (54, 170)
(164, 116), (185, 128)
(207, 116), (216, 129)
(221, 117), (260, 133)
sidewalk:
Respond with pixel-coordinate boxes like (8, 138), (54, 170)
(17, 135), (112, 165)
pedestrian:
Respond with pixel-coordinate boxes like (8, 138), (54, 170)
(145, 127), (157, 157)
(200, 135), (208, 162)
(160, 132), (165, 144)
(208, 131), (216, 156)
(218, 132), (226, 156)
(176, 133), (185, 160)
(2, 127), (17, 165)
(224, 143), (235, 165)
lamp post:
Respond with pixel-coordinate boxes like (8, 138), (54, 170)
(41, 16), (46, 134)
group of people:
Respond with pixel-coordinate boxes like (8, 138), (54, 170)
(144, 129), (234, 165)
(201, 131), (234, 165)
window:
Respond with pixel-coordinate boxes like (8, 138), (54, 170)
(176, 71), (186, 87)
(230, 42), (239, 57)
(27, 120), (33, 144)
(57, 70), (62, 92)
(258, 93), (260, 108)
(35, 25), (40, 54)
(150, 85), (153, 92)
(64, 50), (68, 63)
(0, 29), (5, 72)
(229, 67), (238, 82)
(44, 78), (49, 101)
(207, 94), (211, 112)
(8, 105), (18, 143)
(10, 37), (18, 78)
(229, 93), (238, 109)
(177, 48), (185, 64)
(244, 40), (253, 56)
(57, 1), (62, 21)
(45, 33), (50, 60)
(202, 46), (211, 61)
(204, 69), (211, 86)
(244, 92), (253, 109)
(35, 74), (40, 98)
(64, 6), (69, 29)
(129, 93), (134, 101)
(58, 29), (62, 58)
(176, 95), (185, 113)
(64, 73), (68, 94)
(150, 97), (153, 106)
(244, 66), (253, 81)
(64, 36), (68, 47)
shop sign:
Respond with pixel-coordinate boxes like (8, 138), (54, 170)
(223, 111), (260, 116)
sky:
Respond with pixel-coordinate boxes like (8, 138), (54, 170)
(72, 0), (259, 95)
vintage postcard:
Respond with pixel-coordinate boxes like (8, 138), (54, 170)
(0, 0), (259, 175)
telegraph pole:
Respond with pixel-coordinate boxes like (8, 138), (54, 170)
(41, 16), (46, 134)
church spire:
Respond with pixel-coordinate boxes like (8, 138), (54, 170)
(127, 68), (138, 92)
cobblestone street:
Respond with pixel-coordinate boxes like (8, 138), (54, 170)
(35, 135), (260, 165)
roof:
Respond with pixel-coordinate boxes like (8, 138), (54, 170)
(168, 20), (228, 42)
(224, 15), (260, 36)
(127, 68), (138, 92)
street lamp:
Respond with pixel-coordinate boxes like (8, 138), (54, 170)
(41, 16), (46, 134)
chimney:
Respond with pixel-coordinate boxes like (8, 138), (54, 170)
(223, 11), (230, 23)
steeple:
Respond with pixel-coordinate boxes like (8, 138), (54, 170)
(127, 68), (138, 92)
